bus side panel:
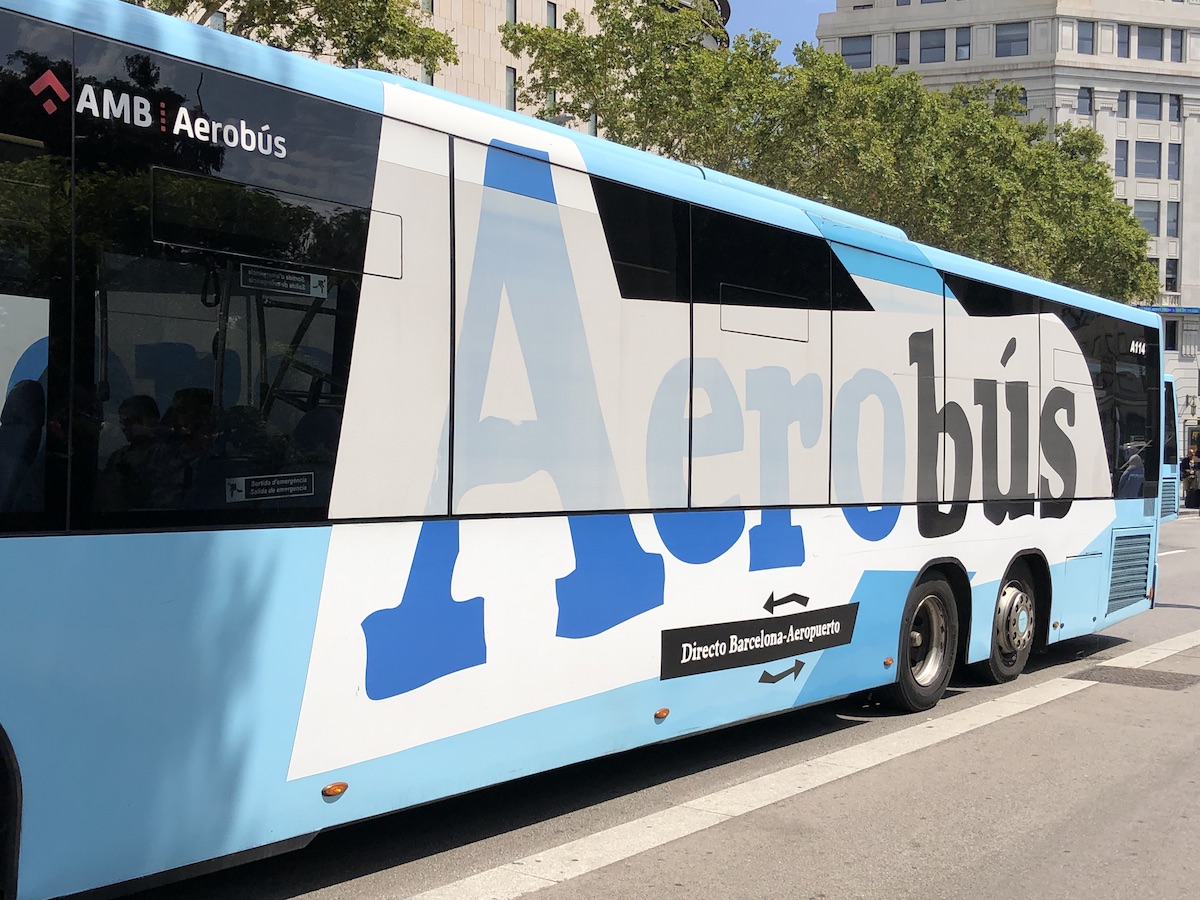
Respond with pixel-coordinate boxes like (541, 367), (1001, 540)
(0, 528), (331, 900)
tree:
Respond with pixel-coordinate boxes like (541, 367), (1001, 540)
(122, 0), (458, 74)
(502, 2), (1158, 302)
(500, 0), (784, 171)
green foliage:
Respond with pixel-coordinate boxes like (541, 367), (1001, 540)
(123, 0), (457, 74)
(503, 2), (1157, 303)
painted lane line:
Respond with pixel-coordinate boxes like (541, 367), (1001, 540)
(405, 631), (1200, 900)
(1157, 549), (1188, 557)
(404, 679), (1094, 900)
(1098, 627), (1200, 669)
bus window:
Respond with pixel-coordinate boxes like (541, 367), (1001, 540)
(0, 11), (74, 529)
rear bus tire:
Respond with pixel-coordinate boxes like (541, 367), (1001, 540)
(973, 560), (1036, 684)
(886, 575), (959, 713)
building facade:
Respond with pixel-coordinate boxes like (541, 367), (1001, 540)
(817, 0), (1200, 452)
(402, 0), (730, 121)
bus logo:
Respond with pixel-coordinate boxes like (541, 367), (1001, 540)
(30, 70), (69, 115)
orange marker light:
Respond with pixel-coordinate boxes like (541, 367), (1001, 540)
(321, 782), (349, 798)
(654, 708), (670, 721)
(883, 657), (894, 668)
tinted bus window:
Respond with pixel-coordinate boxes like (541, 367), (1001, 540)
(590, 177), (690, 302)
(0, 10), (75, 530)
(691, 206), (831, 309)
(69, 35), (374, 528)
(1044, 300), (1161, 496)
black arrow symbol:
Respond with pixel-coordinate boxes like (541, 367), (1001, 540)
(763, 592), (809, 613)
(759, 659), (805, 684)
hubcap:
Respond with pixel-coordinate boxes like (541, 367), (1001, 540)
(995, 579), (1034, 656)
(910, 594), (947, 687)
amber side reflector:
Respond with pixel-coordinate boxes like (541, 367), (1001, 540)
(321, 782), (349, 798)
(883, 657), (894, 668)
(654, 708), (670, 721)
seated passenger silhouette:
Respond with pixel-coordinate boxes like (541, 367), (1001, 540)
(144, 387), (215, 509)
(183, 405), (286, 510)
(0, 380), (46, 513)
(1116, 454), (1145, 499)
(95, 395), (161, 511)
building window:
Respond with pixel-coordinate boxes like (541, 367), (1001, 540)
(1166, 320), (1179, 351)
(919, 0), (945, 3)
(1136, 92), (1162, 120)
(1171, 29), (1184, 63)
(920, 29), (946, 63)
(1078, 20), (1095, 55)
(1138, 27), (1164, 61)
(1135, 141), (1161, 179)
(1115, 140), (1128, 177)
(1077, 87), (1093, 115)
(897, 0), (910, 5)
(208, 10), (226, 30)
(547, 2), (557, 27)
(1166, 258), (1179, 293)
(841, 35), (873, 69)
(1167, 201), (1180, 238)
(505, 66), (517, 110)
(1169, 94), (1183, 123)
(956, 27), (971, 61)
(421, 0), (433, 12)
(506, 0), (516, 25)
(995, 22), (1029, 58)
(1117, 91), (1129, 118)
(1117, 24), (1130, 58)
(420, 65), (433, 85)
(1168, 144), (1181, 180)
(896, 32), (910, 65)
(1135, 200), (1160, 235)
(588, 113), (598, 136)
(546, 88), (557, 111)
(1017, 88), (1028, 113)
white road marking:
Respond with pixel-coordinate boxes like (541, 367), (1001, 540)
(405, 629), (1200, 900)
(1157, 549), (1188, 557)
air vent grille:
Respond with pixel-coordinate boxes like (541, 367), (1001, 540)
(1108, 532), (1152, 615)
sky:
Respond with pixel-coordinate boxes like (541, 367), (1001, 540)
(724, 0), (838, 62)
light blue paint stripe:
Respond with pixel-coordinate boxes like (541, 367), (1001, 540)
(700, 167), (906, 241)
(832, 242), (946, 296)
(4, 0), (384, 114)
(816, 216), (935, 270)
(917, 242), (1163, 328)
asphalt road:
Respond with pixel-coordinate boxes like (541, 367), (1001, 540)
(129, 515), (1200, 900)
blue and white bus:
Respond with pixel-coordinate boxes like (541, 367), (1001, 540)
(0, 2), (1170, 897)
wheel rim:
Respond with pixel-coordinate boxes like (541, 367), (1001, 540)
(910, 593), (948, 687)
(994, 579), (1035, 659)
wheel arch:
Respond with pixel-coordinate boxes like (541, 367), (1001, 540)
(1002, 549), (1053, 652)
(0, 722), (20, 900)
(912, 557), (972, 669)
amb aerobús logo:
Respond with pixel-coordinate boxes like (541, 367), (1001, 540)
(30, 68), (288, 159)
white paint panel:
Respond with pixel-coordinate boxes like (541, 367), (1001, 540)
(721, 305), (809, 343)
(945, 313), (1040, 504)
(831, 309), (936, 506)
(693, 304), (831, 508)
(329, 142), (451, 518)
(1053, 347), (1092, 386)
(362, 210), (402, 280)
(378, 115), (450, 177)
(1041, 314), (1111, 499)
(382, 82), (587, 177)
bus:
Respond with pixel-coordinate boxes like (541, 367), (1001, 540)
(0, 1), (1168, 896)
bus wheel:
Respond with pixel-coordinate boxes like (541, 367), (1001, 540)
(886, 575), (958, 712)
(973, 561), (1036, 684)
